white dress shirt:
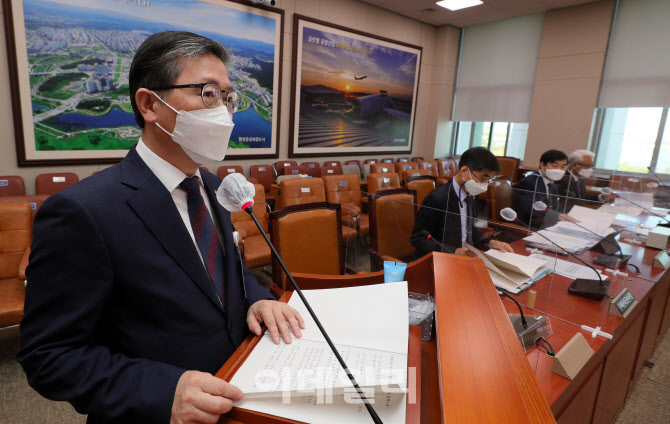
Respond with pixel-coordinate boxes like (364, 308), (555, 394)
(135, 139), (222, 266)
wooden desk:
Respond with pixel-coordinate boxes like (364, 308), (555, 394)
(506, 234), (670, 423)
(217, 253), (555, 424)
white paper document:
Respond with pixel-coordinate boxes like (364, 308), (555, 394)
(466, 245), (549, 293)
(229, 282), (410, 424)
(530, 254), (607, 280)
(567, 205), (616, 229)
(614, 191), (654, 209)
(546, 221), (615, 243)
(598, 204), (643, 217)
(523, 230), (591, 253)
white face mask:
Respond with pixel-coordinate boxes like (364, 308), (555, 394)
(152, 91), (234, 164)
(578, 168), (594, 178)
(463, 168), (488, 196)
(544, 168), (566, 181)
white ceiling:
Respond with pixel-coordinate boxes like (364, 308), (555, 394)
(359, 0), (601, 27)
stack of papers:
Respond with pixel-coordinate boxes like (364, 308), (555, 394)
(567, 206), (617, 228)
(523, 230), (592, 254)
(466, 245), (549, 294)
(599, 204), (643, 216)
(614, 191), (654, 209)
(530, 254), (607, 281)
(229, 282), (409, 424)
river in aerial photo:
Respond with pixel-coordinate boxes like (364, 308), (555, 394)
(34, 104), (272, 148)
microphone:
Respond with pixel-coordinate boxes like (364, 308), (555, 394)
(217, 174), (383, 424)
(601, 187), (670, 226)
(646, 167), (670, 190)
(417, 230), (455, 254)
(497, 289), (528, 327)
(500, 208), (610, 300)
(532, 201), (631, 267)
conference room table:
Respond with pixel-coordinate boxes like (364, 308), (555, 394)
(501, 219), (670, 423)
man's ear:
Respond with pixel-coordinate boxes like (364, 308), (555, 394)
(457, 165), (468, 175)
(135, 88), (161, 124)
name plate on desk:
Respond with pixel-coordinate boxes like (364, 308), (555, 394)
(653, 251), (670, 269)
(609, 288), (637, 318)
(552, 332), (594, 381)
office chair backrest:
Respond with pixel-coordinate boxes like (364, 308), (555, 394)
(367, 173), (401, 194)
(0, 202), (32, 280)
(284, 165), (308, 176)
(342, 164), (361, 178)
(364, 159), (379, 165)
(369, 189), (417, 268)
(35, 172), (79, 195)
(370, 163), (395, 174)
(381, 158), (394, 163)
(395, 162), (418, 175)
(397, 157), (410, 163)
(275, 160), (299, 176)
(323, 174), (361, 209)
(411, 156), (424, 162)
(345, 160), (361, 169)
(402, 169), (432, 182)
(269, 202), (344, 289)
(280, 177), (326, 206)
(249, 165), (275, 190)
(301, 162), (321, 178)
(487, 179), (513, 221)
(0, 176), (26, 197)
(495, 156), (520, 182)
(217, 166), (244, 180)
(320, 166), (341, 177)
(0, 195), (49, 221)
(417, 160), (438, 177)
(405, 179), (435, 206)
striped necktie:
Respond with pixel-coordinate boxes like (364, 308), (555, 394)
(179, 176), (225, 303)
(465, 196), (474, 245)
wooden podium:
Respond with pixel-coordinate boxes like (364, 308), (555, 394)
(216, 253), (555, 423)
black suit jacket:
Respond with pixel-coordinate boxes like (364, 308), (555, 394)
(512, 172), (565, 229)
(410, 178), (484, 258)
(556, 172), (600, 209)
(18, 146), (273, 424)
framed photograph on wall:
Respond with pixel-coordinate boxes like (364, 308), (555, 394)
(289, 15), (422, 158)
(3, 0), (283, 166)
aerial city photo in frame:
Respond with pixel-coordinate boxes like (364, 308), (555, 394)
(3, 0), (282, 165)
(289, 15), (422, 157)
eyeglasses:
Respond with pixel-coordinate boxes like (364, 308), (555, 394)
(575, 163), (594, 169)
(469, 169), (494, 184)
(149, 83), (240, 113)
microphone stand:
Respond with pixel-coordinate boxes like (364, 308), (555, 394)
(244, 206), (383, 424)
(506, 213), (607, 287)
(536, 203), (632, 268)
(606, 189), (670, 227)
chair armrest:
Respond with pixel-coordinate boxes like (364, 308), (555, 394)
(340, 203), (361, 218)
(19, 247), (30, 280)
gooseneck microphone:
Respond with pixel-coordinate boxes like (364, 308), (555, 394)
(417, 230), (455, 254)
(217, 174), (383, 424)
(601, 187), (670, 225)
(497, 289), (528, 327)
(500, 207), (605, 286)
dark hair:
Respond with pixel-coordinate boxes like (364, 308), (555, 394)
(539, 149), (568, 165)
(458, 147), (500, 173)
(129, 31), (231, 128)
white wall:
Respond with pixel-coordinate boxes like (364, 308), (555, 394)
(0, 0), (456, 194)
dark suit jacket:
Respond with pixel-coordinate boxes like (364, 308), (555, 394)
(18, 146), (273, 424)
(410, 178), (484, 258)
(556, 172), (600, 210)
(512, 172), (565, 229)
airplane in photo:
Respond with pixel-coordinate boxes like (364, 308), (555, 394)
(354, 75), (367, 80)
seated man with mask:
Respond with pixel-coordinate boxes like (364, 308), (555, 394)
(557, 149), (615, 208)
(410, 147), (513, 258)
(512, 149), (569, 229)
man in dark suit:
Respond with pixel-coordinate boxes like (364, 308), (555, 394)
(512, 149), (569, 229)
(557, 149), (615, 208)
(410, 147), (513, 258)
(18, 32), (304, 424)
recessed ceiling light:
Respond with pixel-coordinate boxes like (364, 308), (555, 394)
(436, 0), (484, 11)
